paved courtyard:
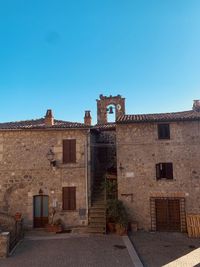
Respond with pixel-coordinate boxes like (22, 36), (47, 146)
(0, 234), (134, 267)
(130, 232), (200, 267)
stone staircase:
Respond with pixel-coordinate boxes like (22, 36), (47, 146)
(88, 177), (106, 234)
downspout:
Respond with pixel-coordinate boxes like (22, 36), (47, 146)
(85, 129), (91, 225)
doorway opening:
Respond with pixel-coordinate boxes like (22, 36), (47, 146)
(150, 197), (186, 232)
(33, 195), (49, 228)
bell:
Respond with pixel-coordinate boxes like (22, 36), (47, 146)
(108, 106), (114, 114)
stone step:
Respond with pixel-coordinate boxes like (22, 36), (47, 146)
(92, 201), (105, 205)
(89, 217), (106, 223)
(93, 189), (104, 194)
(90, 207), (105, 212)
(92, 193), (105, 199)
(89, 212), (106, 219)
(92, 197), (105, 201)
(88, 223), (105, 229)
(87, 227), (106, 234)
(92, 197), (105, 202)
(91, 203), (106, 208)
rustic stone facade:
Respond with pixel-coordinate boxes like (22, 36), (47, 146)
(0, 128), (90, 229)
(1, 95), (200, 234)
(116, 121), (200, 231)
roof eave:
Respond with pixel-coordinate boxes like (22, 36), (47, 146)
(116, 118), (200, 124)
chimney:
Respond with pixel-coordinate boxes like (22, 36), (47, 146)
(193, 100), (200, 112)
(45, 109), (54, 126)
(84, 110), (92, 126)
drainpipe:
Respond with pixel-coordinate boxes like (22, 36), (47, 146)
(85, 129), (91, 225)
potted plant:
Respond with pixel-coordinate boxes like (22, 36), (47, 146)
(106, 199), (129, 235)
(46, 208), (63, 233)
(106, 199), (118, 233)
(114, 200), (129, 236)
(101, 178), (117, 200)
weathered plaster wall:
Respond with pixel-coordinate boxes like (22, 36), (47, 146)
(116, 121), (200, 230)
(0, 129), (89, 228)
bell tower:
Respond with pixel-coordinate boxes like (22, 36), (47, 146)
(96, 94), (125, 124)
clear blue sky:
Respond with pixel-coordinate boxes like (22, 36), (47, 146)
(0, 0), (200, 124)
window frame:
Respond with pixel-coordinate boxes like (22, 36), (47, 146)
(157, 123), (170, 140)
(156, 162), (173, 180)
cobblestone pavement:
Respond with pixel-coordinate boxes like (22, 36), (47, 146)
(130, 232), (200, 267)
(0, 235), (134, 267)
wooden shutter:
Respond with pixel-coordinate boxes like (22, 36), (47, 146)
(63, 140), (70, 163)
(62, 187), (68, 210)
(166, 163), (173, 179)
(63, 139), (76, 163)
(156, 164), (161, 179)
(156, 163), (173, 180)
(69, 139), (76, 163)
(69, 187), (76, 210)
(62, 187), (76, 210)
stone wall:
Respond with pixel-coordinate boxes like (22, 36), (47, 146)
(0, 232), (9, 258)
(0, 129), (89, 228)
(116, 121), (200, 231)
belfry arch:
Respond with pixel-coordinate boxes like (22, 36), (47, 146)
(96, 94), (125, 124)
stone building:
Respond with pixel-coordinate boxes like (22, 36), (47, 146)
(0, 110), (91, 229)
(0, 94), (200, 234)
(116, 100), (200, 232)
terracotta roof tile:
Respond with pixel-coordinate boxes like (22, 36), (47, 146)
(117, 110), (200, 123)
(0, 118), (88, 130)
(93, 123), (116, 130)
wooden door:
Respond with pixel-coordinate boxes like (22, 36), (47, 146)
(33, 195), (49, 228)
(155, 199), (181, 231)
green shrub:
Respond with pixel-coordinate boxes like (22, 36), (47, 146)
(106, 199), (128, 227)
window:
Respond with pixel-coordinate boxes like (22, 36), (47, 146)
(158, 124), (170, 139)
(156, 163), (173, 180)
(63, 139), (76, 163)
(62, 187), (76, 210)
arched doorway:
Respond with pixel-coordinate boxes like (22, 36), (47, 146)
(33, 195), (49, 228)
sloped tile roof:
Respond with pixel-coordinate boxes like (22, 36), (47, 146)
(93, 123), (116, 131)
(117, 110), (200, 124)
(0, 118), (88, 130)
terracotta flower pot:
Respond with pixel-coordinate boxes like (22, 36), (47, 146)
(107, 222), (115, 233)
(130, 222), (138, 232)
(115, 224), (127, 236)
(14, 212), (22, 221)
(46, 224), (62, 233)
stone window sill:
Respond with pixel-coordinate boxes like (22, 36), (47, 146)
(57, 163), (77, 168)
(156, 178), (175, 182)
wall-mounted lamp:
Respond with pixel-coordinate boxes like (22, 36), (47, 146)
(46, 149), (57, 167)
